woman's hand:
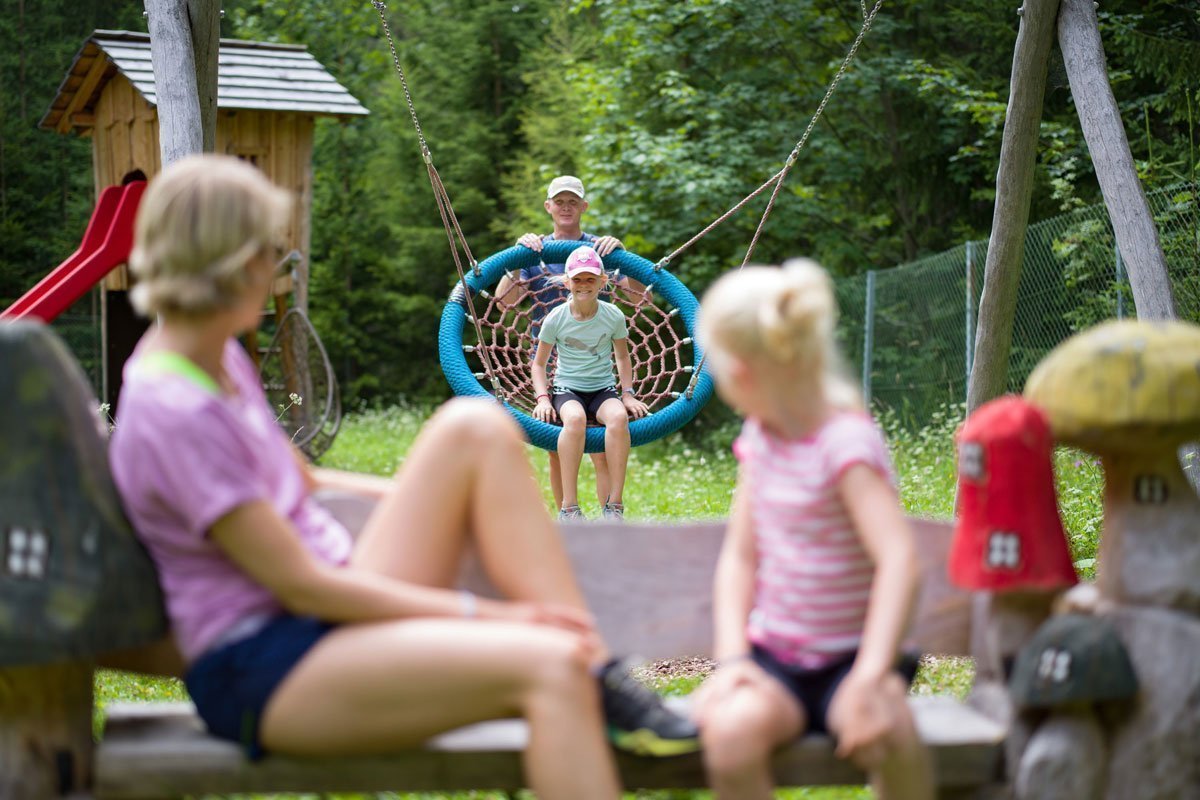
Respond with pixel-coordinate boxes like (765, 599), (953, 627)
(593, 235), (623, 256)
(533, 396), (557, 422)
(621, 393), (649, 420)
(479, 597), (597, 636)
(516, 232), (543, 252)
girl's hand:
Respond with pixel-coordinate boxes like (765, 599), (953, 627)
(690, 657), (763, 725)
(827, 670), (903, 770)
(593, 235), (623, 256)
(621, 393), (649, 420)
(533, 396), (557, 422)
(516, 233), (544, 252)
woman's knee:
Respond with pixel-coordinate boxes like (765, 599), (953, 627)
(518, 630), (597, 706)
(427, 397), (522, 449)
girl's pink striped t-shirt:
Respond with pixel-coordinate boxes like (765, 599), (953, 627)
(734, 411), (895, 668)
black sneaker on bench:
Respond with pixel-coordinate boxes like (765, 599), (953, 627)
(598, 657), (700, 757)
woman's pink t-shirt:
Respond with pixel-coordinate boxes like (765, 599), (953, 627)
(109, 339), (352, 662)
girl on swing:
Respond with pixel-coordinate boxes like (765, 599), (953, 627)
(107, 155), (698, 800)
(530, 245), (649, 521)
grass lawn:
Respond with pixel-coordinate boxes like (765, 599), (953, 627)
(95, 402), (1104, 799)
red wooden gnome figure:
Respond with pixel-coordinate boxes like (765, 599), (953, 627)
(950, 395), (1078, 592)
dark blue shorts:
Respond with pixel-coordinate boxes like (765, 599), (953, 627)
(184, 615), (332, 759)
(751, 646), (920, 734)
(552, 387), (620, 420)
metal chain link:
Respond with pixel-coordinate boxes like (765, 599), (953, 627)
(371, 1), (429, 161)
(371, 1), (504, 397)
(684, 0), (884, 398)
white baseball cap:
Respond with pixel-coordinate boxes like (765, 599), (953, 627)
(546, 175), (585, 200)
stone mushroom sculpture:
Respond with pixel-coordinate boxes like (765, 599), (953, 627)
(1024, 319), (1200, 799)
(1008, 613), (1138, 800)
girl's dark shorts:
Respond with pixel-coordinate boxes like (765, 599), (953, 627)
(751, 645), (921, 734)
(184, 614), (333, 759)
(552, 387), (620, 420)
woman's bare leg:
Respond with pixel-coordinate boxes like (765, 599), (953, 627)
(594, 399), (630, 505)
(555, 402), (587, 511)
(351, 398), (586, 607)
(261, 618), (621, 799)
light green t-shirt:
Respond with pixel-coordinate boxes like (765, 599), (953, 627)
(539, 300), (629, 392)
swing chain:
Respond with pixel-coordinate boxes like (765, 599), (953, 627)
(684, 0), (884, 400)
(371, 1), (431, 163)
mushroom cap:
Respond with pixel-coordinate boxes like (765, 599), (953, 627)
(950, 395), (1078, 592)
(1009, 613), (1138, 710)
(1023, 320), (1200, 454)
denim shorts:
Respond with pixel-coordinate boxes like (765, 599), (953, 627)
(751, 646), (920, 734)
(184, 614), (332, 759)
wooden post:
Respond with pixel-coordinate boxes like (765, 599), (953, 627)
(1057, 0), (1177, 320)
(966, 0), (1060, 412)
(144, 0), (220, 165)
(0, 662), (94, 798)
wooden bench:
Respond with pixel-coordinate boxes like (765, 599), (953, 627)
(2, 319), (1003, 798)
(94, 505), (1007, 799)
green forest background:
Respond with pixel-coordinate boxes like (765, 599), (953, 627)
(1, 0), (1197, 405)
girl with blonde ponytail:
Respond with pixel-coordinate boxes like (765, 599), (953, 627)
(693, 260), (932, 800)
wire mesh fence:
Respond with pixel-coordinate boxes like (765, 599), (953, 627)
(846, 182), (1200, 429)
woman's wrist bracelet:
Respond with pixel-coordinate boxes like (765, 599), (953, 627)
(459, 589), (478, 619)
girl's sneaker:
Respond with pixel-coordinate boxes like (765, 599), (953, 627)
(601, 501), (625, 520)
(557, 504), (585, 521)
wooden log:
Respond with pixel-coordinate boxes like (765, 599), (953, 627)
(0, 661), (93, 798)
(145, 0), (220, 165)
(966, 0), (1060, 411)
(1015, 709), (1106, 800)
(1104, 605), (1200, 799)
(187, 0), (220, 154)
(1057, 0), (1176, 320)
(93, 696), (1005, 798)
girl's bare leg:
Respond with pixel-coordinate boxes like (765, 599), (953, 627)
(549, 451), (610, 507)
(260, 618), (621, 799)
(866, 676), (934, 800)
(352, 398), (587, 606)
(554, 402), (587, 511)
(700, 674), (804, 800)
(594, 399), (630, 505)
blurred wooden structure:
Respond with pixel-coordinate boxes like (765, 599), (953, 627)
(38, 30), (367, 406)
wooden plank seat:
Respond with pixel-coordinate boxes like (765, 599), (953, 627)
(94, 512), (1006, 799)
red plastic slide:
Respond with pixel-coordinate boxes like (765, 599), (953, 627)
(2, 180), (146, 323)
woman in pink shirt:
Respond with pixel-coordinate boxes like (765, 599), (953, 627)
(693, 260), (932, 800)
(108, 155), (696, 800)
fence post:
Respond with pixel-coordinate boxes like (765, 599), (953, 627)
(965, 240), (976, 401)
(1115, 243), (1126, 320)
(862, 270), (876, 405)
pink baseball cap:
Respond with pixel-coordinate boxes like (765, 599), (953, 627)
(565, 246), (604, 277)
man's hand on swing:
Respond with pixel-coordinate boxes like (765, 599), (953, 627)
(593, 235), (623, 257)
(516, 233), (543, 252)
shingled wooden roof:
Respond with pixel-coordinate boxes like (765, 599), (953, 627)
(41, 30), (369, 133)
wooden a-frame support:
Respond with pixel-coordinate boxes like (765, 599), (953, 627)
(967, 0), (1178, 411)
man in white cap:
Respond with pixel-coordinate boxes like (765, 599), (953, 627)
(496, 175), (642, 514)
